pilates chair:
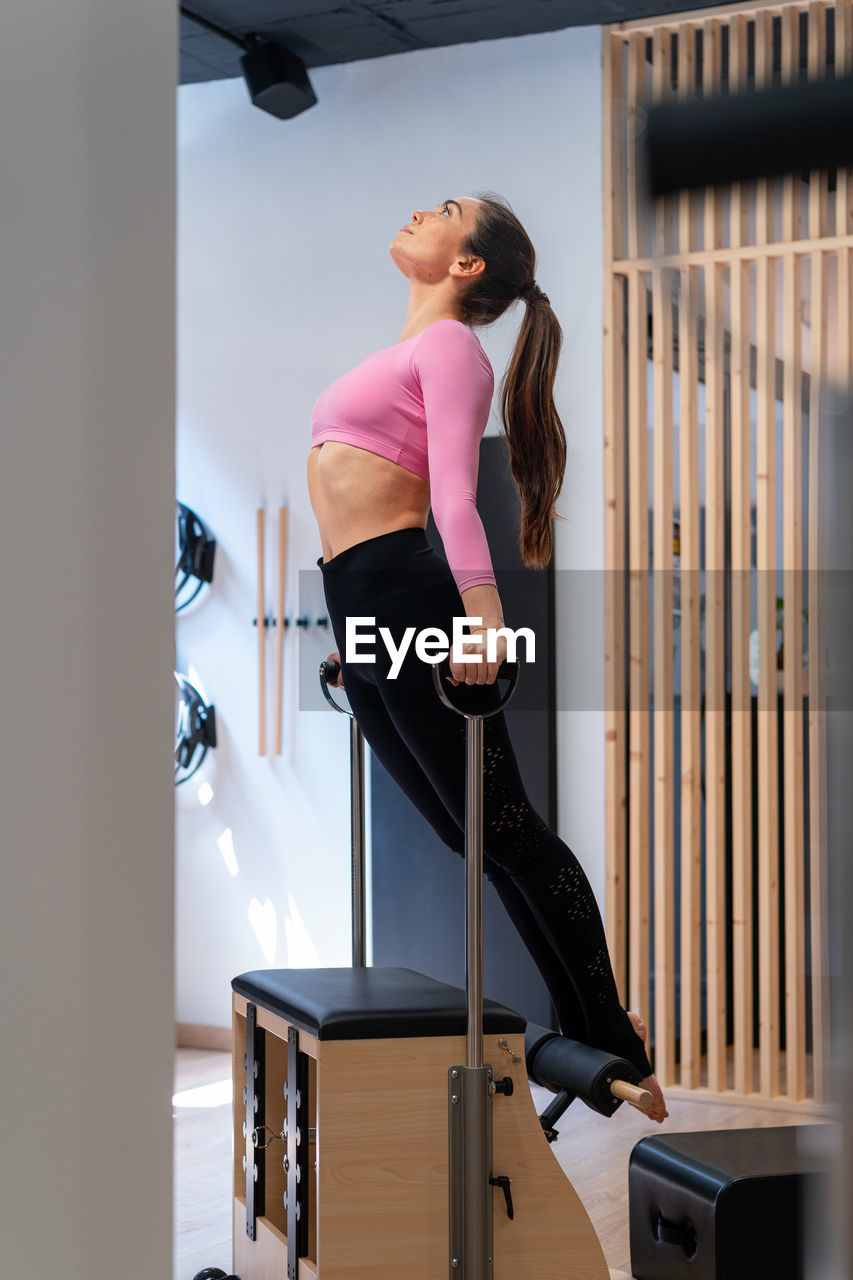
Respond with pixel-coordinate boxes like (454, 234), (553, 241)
(219, 657), (644, 1279)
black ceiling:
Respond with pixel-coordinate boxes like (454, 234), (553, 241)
(179, 0), (736, 86)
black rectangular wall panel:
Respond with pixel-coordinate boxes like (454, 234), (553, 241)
(370, 435), (558, 1028)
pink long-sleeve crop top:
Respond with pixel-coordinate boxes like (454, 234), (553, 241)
(311, 318), (497, 594)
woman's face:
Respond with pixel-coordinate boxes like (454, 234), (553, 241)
(389, 197), (483, 283)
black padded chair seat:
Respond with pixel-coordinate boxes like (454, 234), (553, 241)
(232, 965), (526, 1041)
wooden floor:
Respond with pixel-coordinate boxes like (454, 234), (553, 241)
(173, 1047), (831, 1279)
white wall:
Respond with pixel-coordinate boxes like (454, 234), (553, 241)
(177, 25), (606, 1026)
(0, 2), (175, 1276)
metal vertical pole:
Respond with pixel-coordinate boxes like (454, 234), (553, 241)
(466, 714), (484, 1069)
(350, 716), (366, 968)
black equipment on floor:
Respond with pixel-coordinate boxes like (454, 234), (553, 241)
(628, 1124), (830, 1279)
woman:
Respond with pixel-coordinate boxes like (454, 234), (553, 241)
(306, 192), (668, 1123)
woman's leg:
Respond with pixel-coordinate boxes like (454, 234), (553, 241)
(336, 653), (589, 1040)
(378, 668), (653, 1076)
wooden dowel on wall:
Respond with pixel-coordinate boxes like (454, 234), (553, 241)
(257, 508), (266, 757)
(274, 506), (288, 756)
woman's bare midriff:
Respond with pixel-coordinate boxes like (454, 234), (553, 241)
(307, 441), (430, 563)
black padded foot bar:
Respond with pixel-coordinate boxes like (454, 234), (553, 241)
(525, 1022), (642, 1118)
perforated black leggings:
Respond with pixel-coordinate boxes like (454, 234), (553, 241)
(318, 526), (652, 1077)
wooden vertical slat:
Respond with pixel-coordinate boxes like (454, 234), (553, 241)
(837, 246), (852, 389)
(807, 4), (828, 240)
(780, 8), (803, 247)
(837, 2), (853, 239)
(754, 11), (776, 245)
(701, 12), (727, 1096)
(652, 264), (676, 1085)
(729, 15), (751, 252)
(782, 247), (807, 1099)
(626, 34), (646, 262)
(728, 6), (754, 1102)
(702, 21), (725, 253)
(808, 249), (830, 1104)
(628, 268), (651, 1028)
(779, 0), (807, 1105)
(650, 30), (676, 1085)
(756, 246), (780, 1099)
(652, 28), (675, 259)
(704, 252), (727, 1093)
(679, 262), (702, 1088)
(836, 1), (853, 385)
(677, 27), (698, 257)
(603, 30), (628, 1001)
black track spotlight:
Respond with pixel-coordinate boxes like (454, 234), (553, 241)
(240, 37), (317, 121)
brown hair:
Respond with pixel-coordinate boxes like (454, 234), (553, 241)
(458, 192), (565, 569)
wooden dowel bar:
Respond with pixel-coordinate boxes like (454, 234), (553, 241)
(730, 257), (754, 1097)
(257, 508), (266, 757)
(678, 264), (702, 1088)
(782, 253), (807, 1099)
(756, 250), (781, 1099)
(628, 269), (651, 1026)
(652, 264), (676, 1085)
(274, 506), (288, 756)
(704, 257), (727, 1093)
(610, 1080), (654, 1108)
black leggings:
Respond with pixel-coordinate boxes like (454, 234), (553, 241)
(318, 526), (652, 1078)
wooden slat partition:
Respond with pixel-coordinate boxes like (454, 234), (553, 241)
(651, 29), (677, 1089)
(603, 27), (628, 1001)
(679, 261), (702, 1090)
(780, 3), (807, 1102)
(702, 15), (727, 1095)
(729, 11), (755, 1101)
(603, 0), (850, 1108)
(808, 248), (830, 1104)
(652, 262), (676, 1085)
(628, 260), (651, 1028)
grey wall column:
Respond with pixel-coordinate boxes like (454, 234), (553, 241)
(0, 2), (176, 1276)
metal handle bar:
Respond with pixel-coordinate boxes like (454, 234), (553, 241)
(431, 656), (519, 718)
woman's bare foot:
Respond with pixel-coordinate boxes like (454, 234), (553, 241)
(626, 1011), (669, 1124)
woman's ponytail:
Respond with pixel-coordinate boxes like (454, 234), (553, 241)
(459, 195), (566, 569)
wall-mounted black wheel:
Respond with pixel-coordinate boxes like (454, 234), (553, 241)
(192, 1269), (233, 1280)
